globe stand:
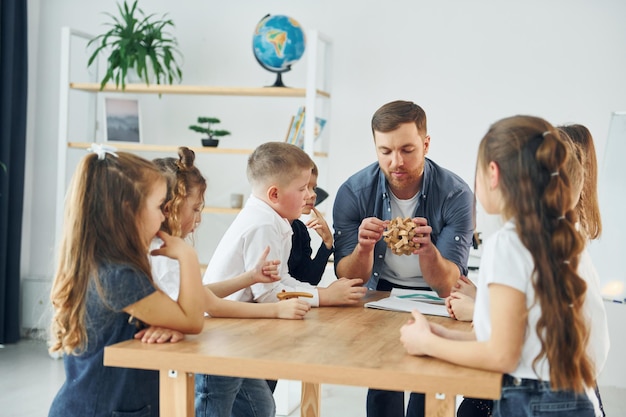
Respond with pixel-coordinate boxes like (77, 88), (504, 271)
(270, 72), (286, 88)
(266, 65), (291, 88)
(254, 53), (293, 88)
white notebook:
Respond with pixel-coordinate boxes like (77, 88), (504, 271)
(364, 288), (449, 317)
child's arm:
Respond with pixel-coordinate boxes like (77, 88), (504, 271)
(289, 217), (333, 285)
(134, 326), (185, 343)
(203, 287), (310, 319)
(206, 246), (280, 298)
(453, 275), (477, 298)
(125, 231), (205, 334)
(400, 284), (526, 373)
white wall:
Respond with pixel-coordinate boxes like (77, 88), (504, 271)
(23, 0), (626, 386)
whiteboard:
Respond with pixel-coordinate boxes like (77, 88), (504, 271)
(588, 111), (626, 300)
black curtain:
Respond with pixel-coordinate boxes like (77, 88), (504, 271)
(0, 0), (28, 344)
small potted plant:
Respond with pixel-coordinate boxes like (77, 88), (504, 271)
(189, 117), (231, 147)
(87, 0), (183, 90)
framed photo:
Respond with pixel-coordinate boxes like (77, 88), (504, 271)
(104, 98), (141, 143)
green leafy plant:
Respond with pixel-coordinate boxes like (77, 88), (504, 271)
(87, 0), (183, 90)
(189, 117), (231, 140)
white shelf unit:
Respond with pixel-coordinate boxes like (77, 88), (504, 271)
(56, 27), (333, 247)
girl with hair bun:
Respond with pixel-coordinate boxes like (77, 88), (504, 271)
(149, 147), (310, 417)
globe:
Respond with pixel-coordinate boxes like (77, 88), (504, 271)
(252, 14), (306, 87)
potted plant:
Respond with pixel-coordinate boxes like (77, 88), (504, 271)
(87, 0), (183, 90)
(189, 117), (231, 147)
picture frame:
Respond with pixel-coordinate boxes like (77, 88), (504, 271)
(104, 97), (141, 143)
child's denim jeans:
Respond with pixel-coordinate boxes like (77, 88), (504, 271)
(195, 374), (275, 417)
(493, 374), (595, 417)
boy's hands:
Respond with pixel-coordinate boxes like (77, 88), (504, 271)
(275, 298), (311, 319)
(306, 207), (333, 249)
(135, 326), (185, 344)
(250, 246), (281, 284)
(318, 278), (367, 306)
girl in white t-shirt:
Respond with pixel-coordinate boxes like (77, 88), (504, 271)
(149, 147), (311, 417)
(400, 116), (602, 417)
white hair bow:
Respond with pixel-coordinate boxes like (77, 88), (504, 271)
(87, 143), (118, 160)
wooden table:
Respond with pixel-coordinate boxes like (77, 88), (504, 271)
(104, 291), (501, 417)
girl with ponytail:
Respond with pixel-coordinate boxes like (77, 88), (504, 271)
(400, 115), (603, 417)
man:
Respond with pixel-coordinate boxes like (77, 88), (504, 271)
(333, 100), (474, 417)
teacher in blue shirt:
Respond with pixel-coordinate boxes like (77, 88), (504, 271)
(333, 100), (474, 417)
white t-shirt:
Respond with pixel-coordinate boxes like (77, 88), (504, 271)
(150, 237), (180, 301)
(473, 220), (609, 416)
(203, 195), (320, 306)
(382, 191), (424, 287)
(473, 220), (547, 379)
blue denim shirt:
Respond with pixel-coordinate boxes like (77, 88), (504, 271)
(333, 159), (474, 290)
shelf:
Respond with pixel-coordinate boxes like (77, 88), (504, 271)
(57, 28), (333, 252)
(202, 207), (241, 215)
(69, 83), (331, 99)
(68, 142), (251, 155)
(68, 142), (328, 157)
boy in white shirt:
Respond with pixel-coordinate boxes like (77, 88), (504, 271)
(204, 142), (366, 306)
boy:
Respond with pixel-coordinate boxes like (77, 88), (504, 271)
(204, 142), (366, 306)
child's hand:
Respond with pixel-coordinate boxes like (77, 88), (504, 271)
(135, 326), (185, 344)
(276, 298), (311, 319)
(453, 275), (476, 298)
(400, 310), (431, 356)
(319, 278), (367, 306)
(445, 295), (457, 319)
(150, 230), (194, 261)
(447, 292), (475, 322)
(306, 207), (333, 249)
(249, 246), (281, 284)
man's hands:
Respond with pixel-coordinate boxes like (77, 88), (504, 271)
(408, 217), (435, 256)
(357, 216), (435, 256)
(357, 217), (389, 252)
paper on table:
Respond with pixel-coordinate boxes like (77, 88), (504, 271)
(389, 288), (445, 305)
(364, 288), (449, 317)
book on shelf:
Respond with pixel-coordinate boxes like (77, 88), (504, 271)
(284, 115), (295, 142)
(285, 106), (305, 145)
(284, 107), (327, 149)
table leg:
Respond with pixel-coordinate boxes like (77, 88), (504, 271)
(425, 392), (454, 417)
(300, 382), (321, 417)
(160, 369), (195, 417)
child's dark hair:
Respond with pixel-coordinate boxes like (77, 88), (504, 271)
(478, 115), (593, 392)
(50, 151), (163, 354)
(153, 147), (207, 237)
